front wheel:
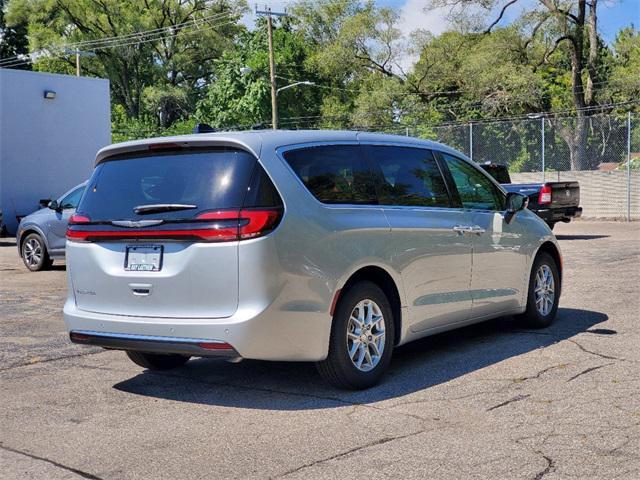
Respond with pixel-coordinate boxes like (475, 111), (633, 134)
(316, 281), (395, 390)
(518, 252), (560, 329)
(126, 351), (190, 370)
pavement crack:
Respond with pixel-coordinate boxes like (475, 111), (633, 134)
(533, 453), (556, 480)
(0, 443), (103, 480)
(487, 394), (531, 412)
(515, 364), (567, 383)
(566, 363), (614, 382)
(568, 339), (624, 362)
(0, 350), (106, 372)
(272, 429), (424, 478)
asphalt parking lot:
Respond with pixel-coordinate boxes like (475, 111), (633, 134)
(1, 220), (639, 480)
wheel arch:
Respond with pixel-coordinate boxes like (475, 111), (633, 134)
(18, 225), (50, 252)
(535, 240), (563, 281)
(335, 265), (403, 346)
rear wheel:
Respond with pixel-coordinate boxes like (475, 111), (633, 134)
(126, 351), (190, 370)
(518, 252), (560, 329)
(316, 281), (394, 390)
(21, 233), (52, 271)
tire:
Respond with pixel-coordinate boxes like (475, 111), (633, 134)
(518, 252), (561, 329)
(21, 233), (52, 272)
(316, 281), (395, 390)
(126, 351), (190, 370)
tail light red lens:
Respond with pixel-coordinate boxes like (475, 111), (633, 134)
(538, 184), (552, 205)
(195, 208), (283, 240)
(238, 209), (282, 239)
(69, 214), (91, 224)
(67, 208), (282, 243)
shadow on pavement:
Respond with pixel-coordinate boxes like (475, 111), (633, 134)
(113, 307), (607, 409)
(0, 239), (17, 247)
(556, 234), (609, 240)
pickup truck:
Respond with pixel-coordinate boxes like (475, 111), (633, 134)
(480, 162), (582, 230)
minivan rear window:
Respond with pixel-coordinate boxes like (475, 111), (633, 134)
(282, 145), (376, 204)
(79, 148), (257, 221)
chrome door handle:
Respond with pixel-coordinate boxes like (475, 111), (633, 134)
(452, 225), (485, 235)
(452, 225), (472, 234)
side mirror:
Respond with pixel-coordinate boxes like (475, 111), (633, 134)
(504, 192), (528, 224)
(39, 198), (52, 209)
(48, 200), (61, 212)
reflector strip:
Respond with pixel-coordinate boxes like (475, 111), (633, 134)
(197, 342), (234, 350)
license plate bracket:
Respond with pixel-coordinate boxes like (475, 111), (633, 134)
(125, 245), (163, 272)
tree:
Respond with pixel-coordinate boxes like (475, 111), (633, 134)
(607, 27), (640, 103)
(6, 0), (246, 121)
(428, 0), (613, 170)
(0, 0), (30, 68)
(197, 20), (323, 129)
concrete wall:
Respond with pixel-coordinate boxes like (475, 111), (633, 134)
(511, 171), (640, 220)
(0, 69), (110, 235)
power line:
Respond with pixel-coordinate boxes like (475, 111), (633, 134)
(275, 101), (640, 128)
(0, 10), (238, 67)
(0, 12), (239, 68)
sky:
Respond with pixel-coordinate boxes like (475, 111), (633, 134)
(248, 0), (639, 43)
(381, 0), (639, 44)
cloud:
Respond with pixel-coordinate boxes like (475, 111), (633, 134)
(398, 0), (450, 36)
(394, 0), (451, 72)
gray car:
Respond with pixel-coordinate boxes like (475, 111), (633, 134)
(64, 131), (561, 389)
(16, 182), (86, 271)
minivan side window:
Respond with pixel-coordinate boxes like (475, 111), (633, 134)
(441, 153), (505, 211)
(363, 145), (450, 208)
(59, 186), (86, 210)
(282, 145), (376, 204)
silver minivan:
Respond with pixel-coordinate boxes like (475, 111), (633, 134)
(64, 131), (561, 389)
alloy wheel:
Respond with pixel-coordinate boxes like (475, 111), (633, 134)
(23, 238), (43, 267)
(534, 264), (555, 316)
(346, 299), (386, 372)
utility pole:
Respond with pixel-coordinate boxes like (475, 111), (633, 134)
(541, 116), (545, 182)
(255, 6), (289, 129)
(469, 122), (473, 161)
(64, 49), (96, 77)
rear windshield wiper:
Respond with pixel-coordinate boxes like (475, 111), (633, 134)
(133, 204), (197, 215)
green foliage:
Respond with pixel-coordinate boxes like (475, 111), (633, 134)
(111, 104), (195, 143)
(196, 22), (323, 128)
(6, 0), (245, 120)
(0, 0), (30, 68)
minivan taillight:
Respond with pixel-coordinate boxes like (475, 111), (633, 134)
(66, 208), (282, 243)
(69, 214), (91, 224)
(195, 208), (283, 240)
(538, 184), (552, 205)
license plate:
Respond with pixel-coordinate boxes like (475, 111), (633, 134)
(125, 245), (163, 272)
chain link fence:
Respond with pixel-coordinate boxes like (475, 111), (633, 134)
(117, 110), (639, 220)
(420, 112), (639, 220)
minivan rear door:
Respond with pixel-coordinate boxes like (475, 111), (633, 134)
(361, 144), (473, 333)
(67, 148), (258, 319)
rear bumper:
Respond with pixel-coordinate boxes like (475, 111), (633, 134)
(533, 206), (582, 223)
(69, 330), (240, 358)
(63, 299), (331, 362)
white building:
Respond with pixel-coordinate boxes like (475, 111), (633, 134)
(0, 69), (110, 235)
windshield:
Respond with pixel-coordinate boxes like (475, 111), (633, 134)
(78, 148), (256, 222)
